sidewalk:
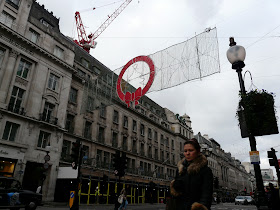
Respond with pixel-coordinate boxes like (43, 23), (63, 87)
(43, 201), (165, 208)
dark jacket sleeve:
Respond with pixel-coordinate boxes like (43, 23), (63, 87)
(199, 167), (213, 208)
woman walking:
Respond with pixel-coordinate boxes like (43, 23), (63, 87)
(118, 188), (128, 210)
(169, 138), (213, 210)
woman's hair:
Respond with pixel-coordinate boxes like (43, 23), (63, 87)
(120, 188), (126, 195)
(184, 138), (201, 152)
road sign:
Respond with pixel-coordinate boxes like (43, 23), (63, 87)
(250, 151), (260, 164)
(69, 191), (75, 208)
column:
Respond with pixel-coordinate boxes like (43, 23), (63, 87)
(0, 49), (18, 106)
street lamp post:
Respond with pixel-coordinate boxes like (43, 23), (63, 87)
(226, 37), (268, 210)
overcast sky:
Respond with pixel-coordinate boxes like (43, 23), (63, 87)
(36, 0), (280, 176)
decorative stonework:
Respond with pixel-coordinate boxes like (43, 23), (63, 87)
(27, 122), (35, 136)
(0, 34), (33, 55)
(15, 76), (28, 87)
(9, 49), (19, 58)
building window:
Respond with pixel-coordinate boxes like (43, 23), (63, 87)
(54, 46), (64, 59)
(1, 12), (15, 28)
(17, 59), (31, 79)
(61, 140), (71, 159)
(81, 58), (89, 68)
(96, 150), (102, 165)
(140, 124), (145, 136)
(0, 49), (5, 66)
(93, 66), (101, 75)
(40, 18), (53, 28)
(148, 146), (152, 158)
(161, 150), (164, 161)
(103, 152), (109, 166)
(98, 127), (105, 143)
(172, 139), (174, 149)
(155, 148), (158, 160)
(65, 114), (75, 133)
(42, 102), (55, 122)
(100, 103), (106, 118)
(84, 121), (92, 139)
(48, 73), (59, 91)
(140, 143), (144, 156)
(87, 96), (94, 112)
(132, 140), (137, 153)
(8, 86), (24, 114)
(122, 136), (127, 151)
(161, 134), (164, 145)
(154, 131), (158, 142)
(112, 132), (118, 148)
(113, 110), (119, 124)
(132, 120), (137, 132)
(29, 28), (39, 44)
(6, 0), (20, 8)
(37, 131), (51, 148)
(69, 87), (78, 104)
(81, 145), (89, 159)
(123, 116), (128, 128)
(148, 128), (152, 139)
(166, 137), (169, 146)
(2, 121), (19, 141)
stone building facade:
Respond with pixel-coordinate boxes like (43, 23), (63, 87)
(195, 133), (253, 199)
(0, 0), (193, 203)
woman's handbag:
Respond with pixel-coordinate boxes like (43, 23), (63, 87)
(118, 195), (123, 204)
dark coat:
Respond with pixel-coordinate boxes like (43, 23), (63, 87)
(170, 154), (213, 210)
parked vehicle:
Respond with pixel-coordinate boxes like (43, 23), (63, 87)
(244, 196), (255, 205)
(235, 195), (254, 205)
(0, 176), (42, 210)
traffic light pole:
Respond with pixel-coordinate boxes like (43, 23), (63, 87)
(70, 142), (83, 210)
(268, 148), (280, 186)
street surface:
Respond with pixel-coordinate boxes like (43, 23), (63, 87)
(35, 203), (257, 210)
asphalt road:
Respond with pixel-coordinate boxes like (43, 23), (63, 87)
(36, 202), (257, 210)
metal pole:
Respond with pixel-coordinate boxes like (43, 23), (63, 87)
(236, 67), (268, 209)
(71, 144), (83, 210)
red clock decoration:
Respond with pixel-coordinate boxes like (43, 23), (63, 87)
(117, 56), (155, 108)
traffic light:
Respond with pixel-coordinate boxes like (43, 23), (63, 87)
(268, 148), (277, 166)
(119, 152), (128, 177)
(71, 139), (81, 170)
(113, 150), (121, 176)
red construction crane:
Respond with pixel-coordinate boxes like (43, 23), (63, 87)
(74, 0), (132, 53)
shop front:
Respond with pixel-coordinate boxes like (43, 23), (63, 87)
(0, 145), (25, 178)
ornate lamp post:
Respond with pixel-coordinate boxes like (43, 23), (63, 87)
(226, 37), (268, 209)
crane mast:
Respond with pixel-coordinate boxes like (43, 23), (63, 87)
(74, 0), (132, 53)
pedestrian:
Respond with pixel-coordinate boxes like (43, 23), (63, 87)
(36, 185), (42, 194)
(268, 183), (280, 210)
(168, 138), (213, 210)
(118, 188), (128, 210)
